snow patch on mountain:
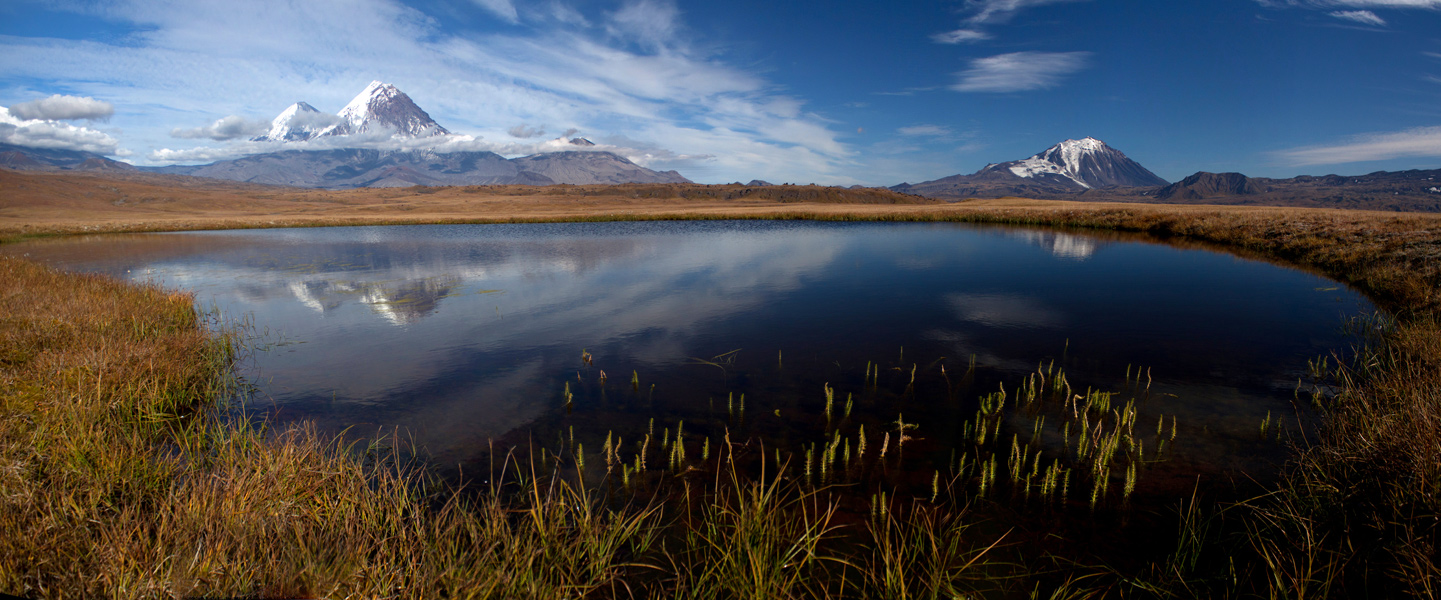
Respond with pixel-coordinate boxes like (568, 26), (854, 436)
(1008, 155), (1091, 188)
(1005, 137), (1114, 189)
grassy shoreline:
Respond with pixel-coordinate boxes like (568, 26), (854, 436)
(3, 198), (1439, 597)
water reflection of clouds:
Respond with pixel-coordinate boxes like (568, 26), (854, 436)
(945, 293), (1064, 330)
(114, 226), (847, 451)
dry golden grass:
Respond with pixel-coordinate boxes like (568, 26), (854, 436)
(0, 170), (932, 238)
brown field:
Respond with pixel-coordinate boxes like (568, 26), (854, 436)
(0, 169), (939, 236)
(3, 169), (1441, 597)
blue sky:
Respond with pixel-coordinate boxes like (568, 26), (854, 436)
(2, 0), (1440, 185)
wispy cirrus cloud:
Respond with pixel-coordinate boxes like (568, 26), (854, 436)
(1329, 9), (1388, 23)
(951, 51), (1091, 93)
(470, 0), (519, 24)
(1258, 0), (1441, 8)
(1256, 0), (1441, 17)
(606, 0), (683, 52)
(965, 0), (1089, 24)
(931, 0), (1088, 45)
(1274, 126), (1441, 165)
(898, 124), (953, 136)
(931, 29), (991, 44)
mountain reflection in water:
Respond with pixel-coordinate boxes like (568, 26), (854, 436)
(288, 275), (461, 325)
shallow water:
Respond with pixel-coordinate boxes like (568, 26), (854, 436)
(5, 220), (1372, 499)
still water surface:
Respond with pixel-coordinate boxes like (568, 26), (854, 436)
(6, 220), (1372, 494)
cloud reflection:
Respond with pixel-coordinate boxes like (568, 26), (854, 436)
(102, 224), (845, 455)
(946, 293), (1063, 329)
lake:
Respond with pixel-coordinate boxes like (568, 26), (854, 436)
(4, 220), (1371, 510)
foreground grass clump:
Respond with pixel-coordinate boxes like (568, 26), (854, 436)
(0, 258), (666, 598)
(1244, 314), (1441, 597)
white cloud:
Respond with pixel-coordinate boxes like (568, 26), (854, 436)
(508, 124), (546, 138)
(931, 29), (991, 44)
(898, 124), (952, 136)
(0, 106), (121, 154)
(950, 51), (1091, 93)
(283, 110), (342, 131)
(170, 115), (270, 140)
(1274, 126), (1441, 165)
(471, 0), (519, 24)
(8, 94), (114, 121)
(1329, 9), (1388, 24)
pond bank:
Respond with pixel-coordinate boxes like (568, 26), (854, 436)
(2, 195), (1438, 597)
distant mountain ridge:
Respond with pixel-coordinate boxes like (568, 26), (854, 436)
(1133, 169), (1441, 211)
(148, 148), (688, 188)
(1154, 172), (1266, 200)
(0, 143), (136, 172)
(892, 137), (1167, 198)
(888, 137), (1440, 211)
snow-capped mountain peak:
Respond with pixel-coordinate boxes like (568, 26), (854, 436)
(319, 81), (450, 139)
(1006, 137), (1110, 189)
(336, 81), (401, 125)
(253, 101), (331, 142)
(985, 137), (1167, 189)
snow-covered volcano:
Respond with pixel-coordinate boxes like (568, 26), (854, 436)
(253, 81), (449, 143)
(978, 137), (1167, 189)
(891, 137), (1168, 198)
